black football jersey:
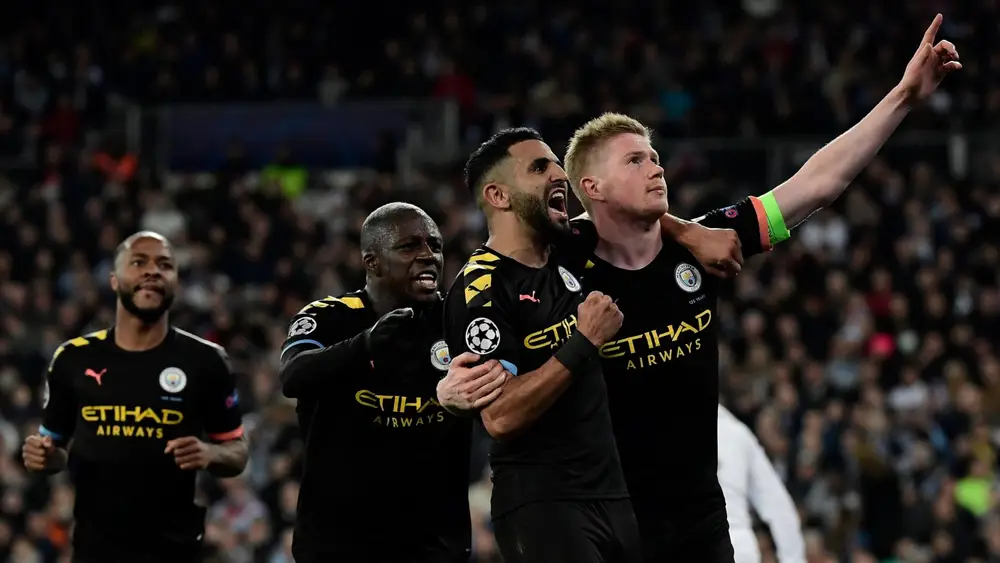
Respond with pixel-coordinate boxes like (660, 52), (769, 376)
(280, 290), (472, 561)
(443, 247), (628, 518)
(572, 197), (772, 521)
(40, 327), (243, 553)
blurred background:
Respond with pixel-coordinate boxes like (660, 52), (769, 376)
(1, 0), (999, 562)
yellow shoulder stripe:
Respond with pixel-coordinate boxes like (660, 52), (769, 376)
(297, 295), (365, 314)
(464, 272), (492, 304)
(49, 329), (109, 372)
(469, 252), (500, 263)
(463, 262), (496, 276)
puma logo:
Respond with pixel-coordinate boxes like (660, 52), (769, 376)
(85, 368), (106, 385)
(519, 292), (540, 303)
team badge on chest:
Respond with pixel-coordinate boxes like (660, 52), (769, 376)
(159, 367), (188, 393)
(674, 263), (702, 293)
(430, 340), (451, 371)
(558, 266), (582, 292)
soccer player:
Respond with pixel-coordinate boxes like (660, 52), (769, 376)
(443, 127), (639, 563)
(278, 203), (501, 563)
(717, 405), (805, 563)
(442, 14), (959, 563)
(22, 231), (248, 563)
(557, 17), (957, 562)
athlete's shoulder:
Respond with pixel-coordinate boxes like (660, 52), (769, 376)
(295, 290), (369, 319)
(172, 327), (231, 367)
(452, 247), (509, 309)
(48, 328), (112, 372)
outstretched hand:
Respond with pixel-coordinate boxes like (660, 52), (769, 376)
(898, 14), (961, 103)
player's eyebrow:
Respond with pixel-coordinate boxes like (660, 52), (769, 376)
(529, 157), (558, 172)
(625, 150), (660, 163)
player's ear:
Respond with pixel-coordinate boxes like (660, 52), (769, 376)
(482, 182), (510, 211)
(580, 176), (606, 205)
(109, 270), (120, 292)
(362, 250), (380, 276)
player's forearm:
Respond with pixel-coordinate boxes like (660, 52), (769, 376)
(480, 332), (597, 441)
(207, 439), (249, 477)
(772, 86), (911, 228)
(480, 357), (573, 441)
(278, 334), (366, 397)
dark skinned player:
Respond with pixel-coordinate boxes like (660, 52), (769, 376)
(22, 231), (248, 563)
(278, 203), (501, 563)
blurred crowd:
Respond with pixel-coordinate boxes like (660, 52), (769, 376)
(1, 1), (1000, 562)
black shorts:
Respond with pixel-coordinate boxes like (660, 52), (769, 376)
(492, 499), (641, 563)
(637, 505), (734, 563)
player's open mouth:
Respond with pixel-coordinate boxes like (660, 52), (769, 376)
(547, 188), (568, 219)
(413, 270), (438, 291)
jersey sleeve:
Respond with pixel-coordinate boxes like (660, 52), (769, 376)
(201, 347), (244, 442)
(445, 259), (522, 376)
(40, 347), (76, 446)
(279, 295), (365, 362)
(693, 196), (784, 258)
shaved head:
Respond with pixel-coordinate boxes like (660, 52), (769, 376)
(115, 231), (172, 274)
(360, 202), (435, 256)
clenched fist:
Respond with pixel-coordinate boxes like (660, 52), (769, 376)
(576, 291), (623, 347)
(365, 307), (415, 355)
(22, 435), (57, 472)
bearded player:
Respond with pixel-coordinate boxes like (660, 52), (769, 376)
(441, 15), (959, 562)
(23, 231), (248, 563)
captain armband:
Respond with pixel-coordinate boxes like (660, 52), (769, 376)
(758, 191), (791, 246)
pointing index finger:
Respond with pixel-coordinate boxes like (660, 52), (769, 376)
(922, 13), (942, 46)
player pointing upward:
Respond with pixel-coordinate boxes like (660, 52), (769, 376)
(441, 13), (960, 563)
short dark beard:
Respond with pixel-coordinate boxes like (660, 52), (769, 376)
(509, 191), (569, 245)
(117, 286), (174, 324)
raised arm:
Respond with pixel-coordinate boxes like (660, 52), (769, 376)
(768, 15), (959, 229)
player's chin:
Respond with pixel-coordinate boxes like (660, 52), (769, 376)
(644, 190), (669, 216)
(547, 210), (570, 229)
(407, 280), (440, 300)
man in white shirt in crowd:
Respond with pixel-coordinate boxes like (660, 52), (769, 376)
(718, 404), (806, 563)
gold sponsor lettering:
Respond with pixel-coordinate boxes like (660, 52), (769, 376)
(371, 412), (448, 428)
(600, 309), (711, 370)
(355, 390), (441, 414)
(95, 425), (164, 439)
(523, 314), (578, 350)
(82, 405), (181, 440)
(81, 405), (184, 425)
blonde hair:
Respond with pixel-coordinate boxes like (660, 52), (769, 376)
(564, 113), (651, 211)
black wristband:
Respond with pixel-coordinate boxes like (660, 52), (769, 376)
(554, 331), (599, 375)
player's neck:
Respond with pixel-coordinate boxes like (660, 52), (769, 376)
(114, 309), (170, 351)
(485, 215), (550, 268)
(364, 282), (404, 317)
(591, 208), (662, 271)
